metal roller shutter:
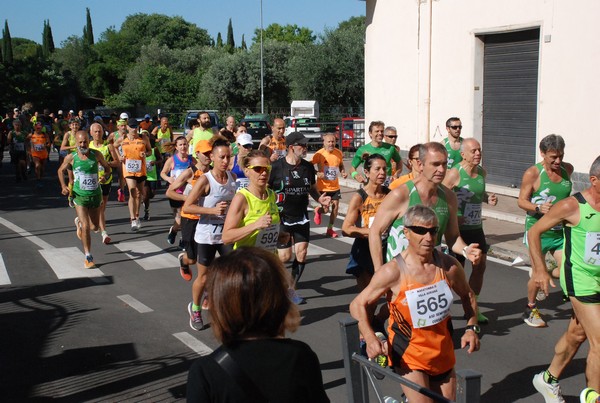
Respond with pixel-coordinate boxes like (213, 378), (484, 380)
(482, 28), (540, 187)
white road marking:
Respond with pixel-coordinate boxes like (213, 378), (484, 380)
(39, 247), (105, 278)
(173, 332), (213, 355)
(307, 243), (338, 256)
(117, 294), (154, 313)
(113, 240), (179, 270)
(310, 227), (353, 245)
(0, 216), (54, 250)
(487, 255), (530, 272)
(0, 253), (10, 285)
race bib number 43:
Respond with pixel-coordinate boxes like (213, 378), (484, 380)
(405, 280), (453, 328)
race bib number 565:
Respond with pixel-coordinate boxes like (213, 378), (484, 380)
(405, 280), (453, 328)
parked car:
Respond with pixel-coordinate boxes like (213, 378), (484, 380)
(283, 116), (321, 136)
(336, 117), (365, 151)
(182, 110), (220, 136)
(240, 115), (271, 145)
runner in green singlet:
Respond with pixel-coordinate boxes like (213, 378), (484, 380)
(518, 134), (573, 327)
(369, 142), (482, 271)
(142, 133), (162, 221)
(443, 138), (498, 324)
(443, 117), (463, 170)
(528, 155), (600, 403)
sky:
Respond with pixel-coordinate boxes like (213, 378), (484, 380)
(3, 0), (366, 47)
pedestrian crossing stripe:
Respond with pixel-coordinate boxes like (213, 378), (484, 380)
(310, 227), (353, 245)
(39, 247), (105, 279)
(113, 240), (179, 270)
(0, 253), (10, 285)
(307, 243), (338, 257)
(173, 332), (213, 355)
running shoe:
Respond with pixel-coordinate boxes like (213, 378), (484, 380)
(581, 388), (600, 403)
(117, 188), (125, 203)
(135, 218), (142, 230)
(288, 288), (306, 305)
(143, 210), (150, 221)
(523, 306), (546, 327)
(178, 253), (192, 281)
(188, 302), (203, 331)
(167, 226), (176, 245)
(326, 228), (339, 238)
(131, 219), (139, 232)
(532, 372), (565, 403)
(313, 206), (322, 225)
(74, 217), (82, 240)
(102, 231), (111, 245)
(536, 288), (547, 302)
(84, 254), (96, 269)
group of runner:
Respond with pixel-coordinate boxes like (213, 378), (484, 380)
(3, 108), (598, 402)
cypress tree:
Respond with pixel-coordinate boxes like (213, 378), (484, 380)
(42, 20), (55, 58)
(226, 18), (235, 54)
(2, 20), (13, 64)
(83, 7), (94, 46)
(241, 34), (247, 50)
(216, 32), (223, 48)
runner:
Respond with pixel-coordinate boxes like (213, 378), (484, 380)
(89, 122), (120, 244)
(268, 132), (331, 304)
(28, 121), (50, 187)
(166, 139), (212, 281)
(350, 120), (401, 186)
(58, 131), (112, 269)
(350, 205), (480, 403)
(222, 150), (283, 253)
(141, 132), (162, 221)
(518, 134), (573, 327)
(312, 133), (347, 238)
(369, 142), (482, 270)
(107, 118), (129, 203)
(161, 136), (196, 246)
(443, 117), (464, 170)
(390, 144), (422, 189)
(7, 119), (27, 182)
(528, 155), (600, 403)
(229, 133), (253, 191)
(342, 153), (389, 295)
(259, 118), (287, 161)
(442, 138), (498, 324)
(182, 138), (237, 330)
(118, 119), (151, 231)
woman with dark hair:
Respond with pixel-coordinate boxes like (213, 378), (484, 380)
(390, 143), (422, 189)
(186, 247), (329, 403)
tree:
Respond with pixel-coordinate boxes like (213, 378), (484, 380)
(241, 34), (247, 50)
(216, 32), (223, 48)
(83, 8), (94, 46)
(3, 20), (13, 64)
(42, 20), (55, 58)
(252, 23), (315, 45)
(226, 18), (235, 54)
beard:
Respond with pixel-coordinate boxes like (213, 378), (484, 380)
(201, 120), (211, 129)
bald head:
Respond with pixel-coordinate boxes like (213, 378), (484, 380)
(272, 118), (285, 138)
(461, 137), (480, 152)
(460, 138), (482, 165)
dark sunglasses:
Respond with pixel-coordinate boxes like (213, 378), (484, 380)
(449, 125), (462, 130)
(240, 144), (253, 149)
(247, 165), (272, 174)
(406, 225), (438, 236)
(385, 135), (397, 139)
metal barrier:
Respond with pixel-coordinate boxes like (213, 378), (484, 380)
(339, 317), (482, 403)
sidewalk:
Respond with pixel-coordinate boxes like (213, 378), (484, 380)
(309, 153), (530, 265)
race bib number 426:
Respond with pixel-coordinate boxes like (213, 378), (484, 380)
(405, 280), (453, 328)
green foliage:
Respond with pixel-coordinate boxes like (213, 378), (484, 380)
(83, 8), (94, 46)
(252, 23), (315, 45)
(3, 20), (13, 64)
(241, 34), (247, 50)
(216, 32), (223, 48)
(42, 20), (55, 58)
(226, 18), (235, 54)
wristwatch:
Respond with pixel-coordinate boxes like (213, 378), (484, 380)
(465, 324), (481, 334)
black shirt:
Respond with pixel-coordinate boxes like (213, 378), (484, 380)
(269, 158), (316, 225)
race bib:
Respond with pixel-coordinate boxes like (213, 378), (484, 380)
(14, 143), (24, 151)
(463, 203), (482, 226)
(383, 176), (393, 187)
(275, 149), (286, 159)
(79, 173), (99, 191)
(146, 161), (154, 171)
(584, 232), (600, 266)
(324, 166), (339, 181)
(126, 159), (142, 173)
(405, 280), (453, 328)
(209, 223), (223, 243)
(236, 178), (250, 191)
(33, 143), (45, 152)
(255, 224), (280, 250)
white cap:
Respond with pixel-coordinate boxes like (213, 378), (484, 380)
(237, 133), (253, 146)
(58, 110), (63, 115)
(120, 112), (129, 120)
(69, 109), (74, 114)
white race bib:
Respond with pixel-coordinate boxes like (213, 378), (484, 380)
(33, 143), (45, 151)
(236, 178), (250, 191)
(79, 173), (99, 191)
(146, 161), (154, 171)
(126, 159), (142, 173)
(584, 232), (600, 266)
(405, 280), (453, 328)
(209, 223), (223, 243)
(255, 224), (280, 250)
(463, 203), (482, 226)
(324, 166), (339, 181)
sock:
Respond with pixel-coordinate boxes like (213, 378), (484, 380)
(543, 370), (558, 384)
(292, 259), (306, 284)
(528, 302), (536, 309)
(327, 224), (333, 229)
(192, 303), (201, 311)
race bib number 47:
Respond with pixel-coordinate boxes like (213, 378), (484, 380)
(585, 232), (600, 266)
(405, 280), (453, 328)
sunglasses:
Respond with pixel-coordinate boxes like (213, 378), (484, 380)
(240, 144), (253, 149)
(292, 143), (307, 148)
(385, 135), (397, 139)
(449, 125), (462, 130)
(247, 165), (272, 174)
(406, 225), (438, 236)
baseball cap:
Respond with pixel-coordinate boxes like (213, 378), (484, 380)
(58, 109), (63, 115)
(285, 131), (308, 147)
(144, 114), (151, 119)
(120, 112), (129, 120)
(237, 133), (253, 146)
(194, 140), (213, 154)
(127, 118), (139, 128)
(69, 110), (74, 114)
(117, 119), (127, 126)
(13, 108), (19, 112)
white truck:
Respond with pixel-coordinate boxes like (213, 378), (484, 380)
(290, 100), (319, 119)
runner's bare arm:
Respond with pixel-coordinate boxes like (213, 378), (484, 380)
(369, 186), (408, 270)
(342, 194), (369, 238)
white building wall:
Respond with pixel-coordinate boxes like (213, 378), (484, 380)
(365, 0), (600, 180)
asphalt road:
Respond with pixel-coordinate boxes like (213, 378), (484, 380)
(0, 153), (590, 402)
